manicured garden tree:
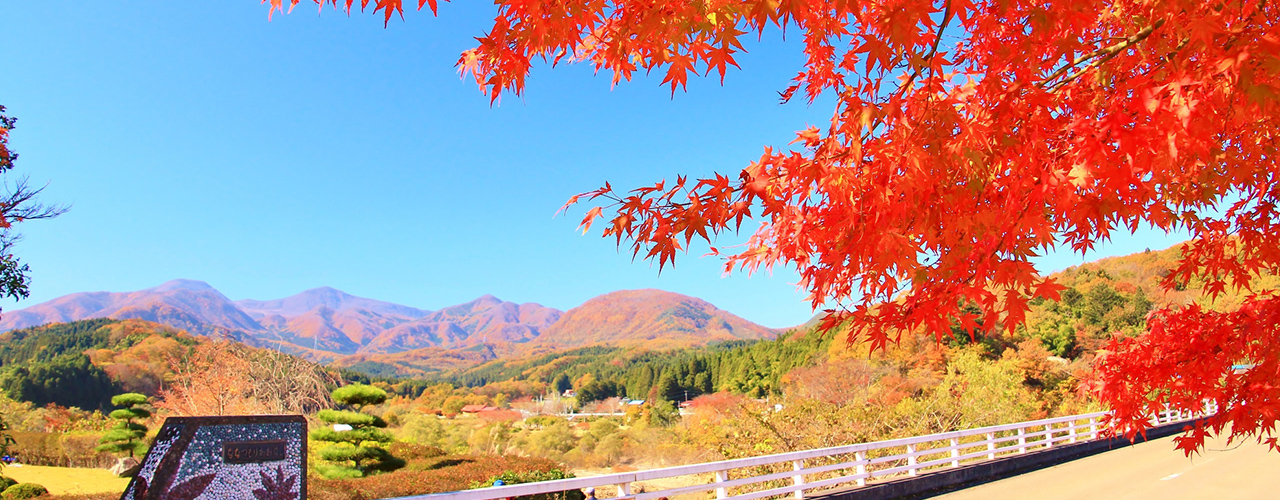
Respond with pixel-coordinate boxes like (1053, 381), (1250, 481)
(96, 393), (150, 458)
(310, 384), (404, 478)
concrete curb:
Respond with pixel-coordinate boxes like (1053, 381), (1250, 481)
(807, 419), (1202, 500)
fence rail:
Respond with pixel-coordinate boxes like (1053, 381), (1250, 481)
(388, 406), (1213, 500)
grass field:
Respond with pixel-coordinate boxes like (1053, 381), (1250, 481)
(1, 465), (130, 495)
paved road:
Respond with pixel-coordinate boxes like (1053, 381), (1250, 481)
(934, 431), (1280, 499)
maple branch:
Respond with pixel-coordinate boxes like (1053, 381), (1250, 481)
(900, 0), (954, 91)
(852, 0), (954, 145)
(1042, 19), (1166, 93)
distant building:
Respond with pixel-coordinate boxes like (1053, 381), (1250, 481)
(627, 400), (645, 406)
(460, 404), (500, 414)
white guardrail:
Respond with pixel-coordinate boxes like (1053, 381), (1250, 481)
(389, 407), (1212, 500)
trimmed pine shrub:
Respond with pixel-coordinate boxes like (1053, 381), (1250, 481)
(96, 393), (150, 458)
(311, 384), (402, 478)
(2, 483), (48, 500)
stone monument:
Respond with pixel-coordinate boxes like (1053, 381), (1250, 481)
(119, 415), (307, 500)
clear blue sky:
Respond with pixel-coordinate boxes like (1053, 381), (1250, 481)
(0, 2), (1188, 329)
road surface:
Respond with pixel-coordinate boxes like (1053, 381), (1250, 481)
(934, 431), (1280, 499)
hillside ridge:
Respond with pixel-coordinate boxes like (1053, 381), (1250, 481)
(1, 283), (781, 371)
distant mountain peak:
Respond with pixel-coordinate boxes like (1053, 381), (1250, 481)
(149, 279), (216, 292)
(299, 286), (351, 297)
(532, 288), (777, 350)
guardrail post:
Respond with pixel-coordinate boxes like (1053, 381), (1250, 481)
(1069, 421), (1078, 443)
(615, 482), (632, 499)
(855, 451), (867, 487)
(950, 438), (960, 467)
(1045, 424), (1054, 449)
(1089, 417), (1098, 440)
(715, 470), (728, 499)
(792, 459), (805, 499)
(906, 444), (918, 476)
(1017, 428), (1026, 454)
(985, 433), (995, 460)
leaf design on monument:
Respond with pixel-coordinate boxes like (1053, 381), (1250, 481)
(160, 472), (217, 500)
(252, 466), (299, 500)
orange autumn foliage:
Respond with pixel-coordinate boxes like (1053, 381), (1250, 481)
(156, 341), (267, 416)
(266, 0), (1280, 453)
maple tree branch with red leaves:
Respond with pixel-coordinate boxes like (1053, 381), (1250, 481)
(1039, 19), (1166, 93)
(274, 0), (1280, 455)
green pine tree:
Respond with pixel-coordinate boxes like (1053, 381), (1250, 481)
(96, 393), (150, 458)
(310, 384), (404, 478)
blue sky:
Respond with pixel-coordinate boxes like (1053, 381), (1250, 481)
(1, 2), (1187, 328)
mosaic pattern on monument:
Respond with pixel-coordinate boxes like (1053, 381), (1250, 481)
(118, 416), (306, 500)
(121, 423), (185, 500)
(177, 423), (303, 500)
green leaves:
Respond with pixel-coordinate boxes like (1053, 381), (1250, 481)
(313, 383), (401, 477)
(317, 409), (387, 428)
(319, 442), (395, 462)
(111, 393), (149, 408)
(310, 426), (395, 445)
(332, 384), (388, 408)
(98, 392), (149, 458)
(109, 408), (151, 421)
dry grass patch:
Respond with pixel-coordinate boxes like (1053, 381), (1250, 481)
(1, 465), (130, 495)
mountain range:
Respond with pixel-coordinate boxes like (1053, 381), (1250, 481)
(0, 280), (782, 371)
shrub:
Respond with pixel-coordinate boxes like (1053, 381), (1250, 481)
(310, 454), (568, 500)
(0, 478), (13, 491)
(470, 469), (585, 500)
(471, 468), (576, 487)
(387, 442), (445, 461)
(312, 384), (402, 478)
(2, 483), (48, 500)
(9, 432), (115, 468)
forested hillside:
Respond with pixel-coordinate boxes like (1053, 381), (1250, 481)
(0, 319), (196, 411)
(444, 330), (829, 402)
(0, 318), (336, 416)
(1017, 244), (1278, 357)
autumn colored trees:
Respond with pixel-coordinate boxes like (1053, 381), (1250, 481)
(267, 0), (1280, 453)
(155, 340), (334, 416)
